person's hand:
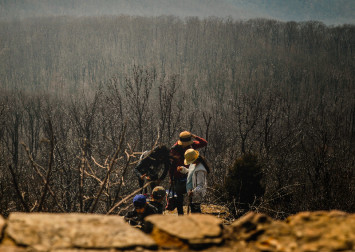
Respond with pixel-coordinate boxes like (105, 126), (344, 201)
(146, 176), (151, 180)
(140, 174), (146, 180)
(177, 166), (183, 172)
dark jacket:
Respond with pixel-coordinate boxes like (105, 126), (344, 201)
(134, 147), (170, 181)
(124, 203), (158, 227)
(169, 135), (208, 180)
(148, 200), (164, 214)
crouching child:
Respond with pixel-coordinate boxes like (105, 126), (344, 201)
(124, 194), (158, 229)
(149, 186), (166, 214)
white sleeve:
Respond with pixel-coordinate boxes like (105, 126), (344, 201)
(192, 170), (206, 201)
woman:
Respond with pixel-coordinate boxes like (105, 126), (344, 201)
(177, 148), (209, 213)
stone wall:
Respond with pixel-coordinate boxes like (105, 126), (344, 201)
(0, 211), (355, 251)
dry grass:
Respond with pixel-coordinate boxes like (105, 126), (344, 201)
(163, 204), (233, 224)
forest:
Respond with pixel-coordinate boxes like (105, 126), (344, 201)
(0, 15), (354, 218)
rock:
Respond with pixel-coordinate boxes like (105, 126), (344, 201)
(225, 211), (355, 251)
(5, 212), (156, 251)
(0, 246), (27, 252)
(50, 250), (114, 252)
(2, 211), (355, 251)
(145, 214), (223, 249)
(228, 212), (272, 242)
(286, 210), (355, 251)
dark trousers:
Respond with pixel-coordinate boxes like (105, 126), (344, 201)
(174, 179), (187, 215)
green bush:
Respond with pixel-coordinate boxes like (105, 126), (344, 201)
(224, 153), (265, 216)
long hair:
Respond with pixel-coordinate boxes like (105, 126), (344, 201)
(150, 145), (169, 161)
(196, 155), (211, 174)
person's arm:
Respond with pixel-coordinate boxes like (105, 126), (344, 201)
(177, 166), (189, 174)
(135, 156), (154, 179)
(192, 134), (208, 149)
(124, 211), (139, 226)
(168, 147), (180, 181)
(158, 158), (170, 181)
(135, 158), (151, 179)
(146, 203), (159, 215)
(134, 161), (145, 179)
(168, 150), (175, 181)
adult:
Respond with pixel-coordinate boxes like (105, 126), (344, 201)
(169, 131), (207, 215)
(177, 148), (209, 213)
(134, 145), (170, 194)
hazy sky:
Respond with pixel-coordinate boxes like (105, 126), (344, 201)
(1, 0), (354, 25)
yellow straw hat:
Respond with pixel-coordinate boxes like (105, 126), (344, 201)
(178, 131), (194, 146)
(184, 149), (199, 165)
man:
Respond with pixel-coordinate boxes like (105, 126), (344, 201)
(169, 131), (207, 215)
(149, 186), (166, 214)
(124, 194), (158, 229)
(134, 145), (170, 194)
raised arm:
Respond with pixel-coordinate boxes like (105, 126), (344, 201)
(192, 134), (208, 149)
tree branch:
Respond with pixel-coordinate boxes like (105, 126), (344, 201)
(38, 119), (55, 211)
(21, 142), (65, 212)
(8, 165), (30, 212)
(88, 123), (126, 213)
(107, 181), (153, 215)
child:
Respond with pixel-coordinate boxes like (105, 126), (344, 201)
(149, 186), (166, 214)
(124, 194), (158, 228)
(177, 148), (209, 213)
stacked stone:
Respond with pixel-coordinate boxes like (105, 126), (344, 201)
(1, 211), (355, 251)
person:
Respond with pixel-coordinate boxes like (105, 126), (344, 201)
(134, 145), (170, 194)
(169, 131), (207, 215)
(177, 148), (209, 213)
(148, 186), (166, 214)
(124, 194), (158, 229)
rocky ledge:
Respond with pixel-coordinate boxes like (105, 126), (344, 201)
(0, 210), (355, 251)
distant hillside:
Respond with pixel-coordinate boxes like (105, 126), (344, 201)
(227, 0), (355, 25)
(0, 0), (354, 25)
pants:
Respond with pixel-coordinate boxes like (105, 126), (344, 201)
(174, 179), (187, 215)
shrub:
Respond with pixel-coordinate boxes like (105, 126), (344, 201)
(223, 153), (265, 217)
